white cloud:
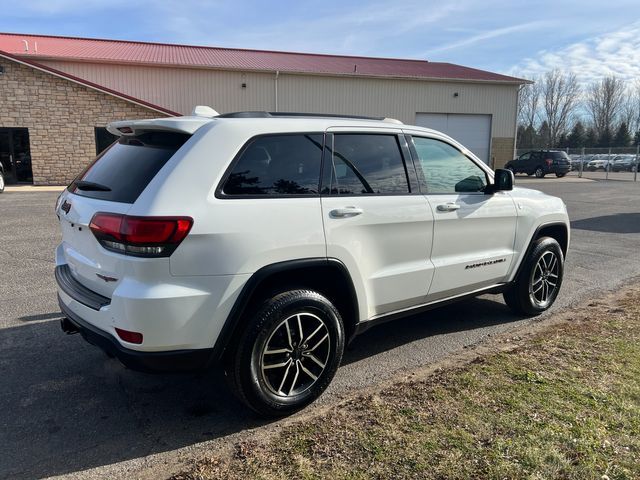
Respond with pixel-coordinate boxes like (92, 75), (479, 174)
(421, 21), (550, 56)
(508, 20), (640, 85)
(157, 1), (467, 57)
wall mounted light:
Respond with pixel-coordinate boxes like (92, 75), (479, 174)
(453, 92), (459, 97)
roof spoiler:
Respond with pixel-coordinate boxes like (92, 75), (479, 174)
(107, 105), (220, 136)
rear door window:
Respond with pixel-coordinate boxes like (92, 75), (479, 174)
(325, 134), (409, 195)
(222, 134), (323, 196)
(70, 131), (190, 204)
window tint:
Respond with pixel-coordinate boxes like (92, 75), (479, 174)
(327, 134), (409, 195)
(223, 134), (323, 195)
(70, 131), (190, 204)
(519, 152), (531, 161)
(411, 137), (487, 194)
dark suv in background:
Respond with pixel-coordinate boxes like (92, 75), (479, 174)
(505, 150), (572, 178)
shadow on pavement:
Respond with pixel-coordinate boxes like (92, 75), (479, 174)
(0, 296), (521, 479)
(571, 213), (640, 234)
(344, 296), (517, 364)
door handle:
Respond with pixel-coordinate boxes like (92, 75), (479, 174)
(436, 202), (461, 212)
(330, 206), (363, 218)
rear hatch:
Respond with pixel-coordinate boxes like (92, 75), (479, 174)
(58, 131), (191, 297)
(551, 152), (570, 166)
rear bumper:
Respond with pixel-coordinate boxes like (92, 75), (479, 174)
(58, 295), (214, 372)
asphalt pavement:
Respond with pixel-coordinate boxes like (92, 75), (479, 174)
(1, 177), (639, 479)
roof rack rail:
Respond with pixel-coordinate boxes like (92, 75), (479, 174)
(215, 111), (403, 124)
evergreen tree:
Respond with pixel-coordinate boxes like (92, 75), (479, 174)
(524, 125), (537, 148)
(567, 121), (586, 148)
(538, 121), (551, 147)
(585, 127), (598, 148)
(557, 132), (569, 148)
(614, 122), (631, 147)
(517, 124), (527, 148)
(598, 127), (613, 148)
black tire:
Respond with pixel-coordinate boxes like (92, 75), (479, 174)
(0, 171), (4, 193)
(534, 167), (545, 178)
(503, 236), (564, 316)
(225, 289), (345, 417)
(555, 173), (566, 178)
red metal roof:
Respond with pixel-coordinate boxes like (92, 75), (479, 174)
(0, 32), (526, 83)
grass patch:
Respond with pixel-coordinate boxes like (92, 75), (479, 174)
(174, 288), (640, 480)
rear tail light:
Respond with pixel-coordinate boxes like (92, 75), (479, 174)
(89, 213), (193, 257)
(545, 158), (553, 166)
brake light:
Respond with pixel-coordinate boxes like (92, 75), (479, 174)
(545, 158), (553, 166)
(89, 213), (193, 257)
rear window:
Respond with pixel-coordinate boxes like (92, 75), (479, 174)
(69, 131), (190, 204)
(551, 152), (569, 160)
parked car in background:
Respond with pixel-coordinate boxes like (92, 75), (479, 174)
(505, 150), (571, 178)
(610, 154), (638, 172)
(587, 155), (614, 171)
(569, 154), (592, 171)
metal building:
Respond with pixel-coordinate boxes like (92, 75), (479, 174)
(0, 32), (526, 185)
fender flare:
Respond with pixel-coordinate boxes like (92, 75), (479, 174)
(210, 257), (359, 363)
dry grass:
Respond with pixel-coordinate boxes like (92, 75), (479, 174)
(173, 287), (640, 480)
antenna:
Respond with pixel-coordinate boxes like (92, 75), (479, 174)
(191, 105), (220, 118)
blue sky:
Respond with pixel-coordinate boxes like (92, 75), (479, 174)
(3, 0), (640, 83)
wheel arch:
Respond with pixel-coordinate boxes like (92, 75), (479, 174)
(512, 222), (569, 282)
(213, 258), (359, 363)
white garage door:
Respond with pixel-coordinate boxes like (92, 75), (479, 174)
(415, 113), (492, 164)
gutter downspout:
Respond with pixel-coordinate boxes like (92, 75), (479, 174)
(274, 70), (279, 112)
(514, 84), (524, 161)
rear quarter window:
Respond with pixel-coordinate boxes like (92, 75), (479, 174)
(69, 131), (190, 204)
(221, 134), (323, 196)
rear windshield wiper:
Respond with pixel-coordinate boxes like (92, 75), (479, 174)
(74, 180), (112, 192)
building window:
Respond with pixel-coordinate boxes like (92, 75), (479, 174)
(94, 127), (119, 155)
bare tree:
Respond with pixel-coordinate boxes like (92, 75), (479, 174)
(539, 70), (580, 146)
(586, 76), (626, 137)
(517, 77), (541, 129)
(620, 80), (640, 135)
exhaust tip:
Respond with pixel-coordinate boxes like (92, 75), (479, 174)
(60, 317), (79, 335)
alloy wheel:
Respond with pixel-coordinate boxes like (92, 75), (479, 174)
(260, 312), (331, 397)
(529, 251), (559, 308)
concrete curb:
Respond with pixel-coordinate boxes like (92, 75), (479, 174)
(3, 185), (66, 192)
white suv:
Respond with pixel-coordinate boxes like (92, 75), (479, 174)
(55, 109), (569, 416)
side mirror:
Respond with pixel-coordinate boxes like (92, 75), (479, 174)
(490, 168), (514, 192)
